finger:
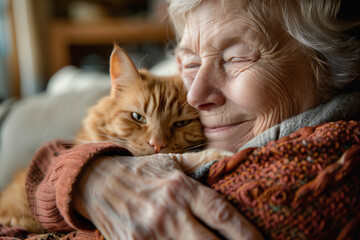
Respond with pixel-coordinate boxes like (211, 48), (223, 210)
(189, 183), (264, 240)
(91, 200), (149, 240)
(153, 198), (222, 240)
(126, 171), (222, 240)
(176, 214), (222, 240)
(90, 200), (124, 240)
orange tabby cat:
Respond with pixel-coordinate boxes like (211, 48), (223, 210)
(76, 46), (205, 155)
(0, 46), (206, 233)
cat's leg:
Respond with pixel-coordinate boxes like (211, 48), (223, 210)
(0, 169), (44, 233)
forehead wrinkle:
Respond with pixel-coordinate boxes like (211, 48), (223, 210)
(180, 15), (199, 54)
(200, 25), (254, 60)
(181, 10), (235, 54)
(234, 17), (269, 51)
(185, 8), (262, 58)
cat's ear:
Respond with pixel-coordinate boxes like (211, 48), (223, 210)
(110, 45), (139, 94)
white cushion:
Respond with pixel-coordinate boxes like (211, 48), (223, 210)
(0, 87), (109, 189)
(46, 65), (111, 96)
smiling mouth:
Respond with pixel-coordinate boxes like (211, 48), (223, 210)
(203, 121), (247, 133)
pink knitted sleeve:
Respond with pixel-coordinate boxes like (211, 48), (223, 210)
(25, 140), (131, 232)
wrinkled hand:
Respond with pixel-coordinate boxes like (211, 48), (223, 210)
(75, 154), (263, 240)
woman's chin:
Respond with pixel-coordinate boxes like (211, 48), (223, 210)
(205, 132), (253, 152)
(204, 121), (253, 152)
(206, 141), (238, 152)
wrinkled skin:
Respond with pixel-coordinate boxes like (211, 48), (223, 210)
(76, 151), (263, 240)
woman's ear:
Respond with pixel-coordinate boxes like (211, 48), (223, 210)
(109, 45), (139, 95)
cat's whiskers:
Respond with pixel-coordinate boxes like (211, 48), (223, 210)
(186, 141), (207, 151)
(137, 54), (148, 70)
(93, 133), (128, 144)
(179, 102), (198, 115)
(179, 101), (188, 108)
(74, 139), (114, 144)
(74, 137), (133, 153)
(181, 108), (195, 115)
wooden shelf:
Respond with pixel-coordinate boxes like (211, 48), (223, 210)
(48, 18), (174, 75)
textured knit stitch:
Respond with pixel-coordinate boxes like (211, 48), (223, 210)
(24, 140), (132, 240)
(207, 120), (360, 240)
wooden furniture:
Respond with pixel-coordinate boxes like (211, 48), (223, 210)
(48, 17), (174, 75)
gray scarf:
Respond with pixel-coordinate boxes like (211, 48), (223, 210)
(240, 91), (360, 150)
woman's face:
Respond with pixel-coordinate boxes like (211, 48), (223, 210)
(176, 0), (321, 152)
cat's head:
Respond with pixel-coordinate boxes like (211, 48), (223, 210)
(81, 46), (206, 156)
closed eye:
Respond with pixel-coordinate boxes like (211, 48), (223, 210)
(131, 112), (147, 124)
(173, 120), (192, 128)
(226, 57), (251, 63)
(184, 63), (201, 69)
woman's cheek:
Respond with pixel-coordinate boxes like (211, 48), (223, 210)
(244, 66), (299, 135)
(230, 72), (280, 136)
(227, 70), (273, 113)
(224, 62), (275, 112)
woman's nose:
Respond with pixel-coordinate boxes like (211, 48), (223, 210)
(186, 66), (226, 111)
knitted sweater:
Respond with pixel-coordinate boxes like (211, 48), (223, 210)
(25, 141), (132, 239)
(207, 120), (360, 239)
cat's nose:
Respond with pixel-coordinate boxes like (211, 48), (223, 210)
(148, 138), (168, 153)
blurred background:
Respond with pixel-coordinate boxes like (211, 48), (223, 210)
(0, 0), (174, 101)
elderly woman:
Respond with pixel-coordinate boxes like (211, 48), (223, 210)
(19, 0), (360, 239)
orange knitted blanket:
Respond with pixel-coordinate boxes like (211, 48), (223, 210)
(207, 120), (360, 239)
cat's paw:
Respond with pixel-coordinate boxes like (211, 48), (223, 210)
(0, 170), (44, 233)
(200, 148), (234, 162)
(0, 202), (44, 233)
(175, 148), (234, 174)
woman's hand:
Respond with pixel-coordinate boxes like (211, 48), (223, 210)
(75, 154), (263, 240)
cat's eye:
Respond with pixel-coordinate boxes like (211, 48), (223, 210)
(173, 120), (192, 128)
(131, 112), (147, 124)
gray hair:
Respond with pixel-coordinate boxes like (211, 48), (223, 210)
(166, 0), (360, 98)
